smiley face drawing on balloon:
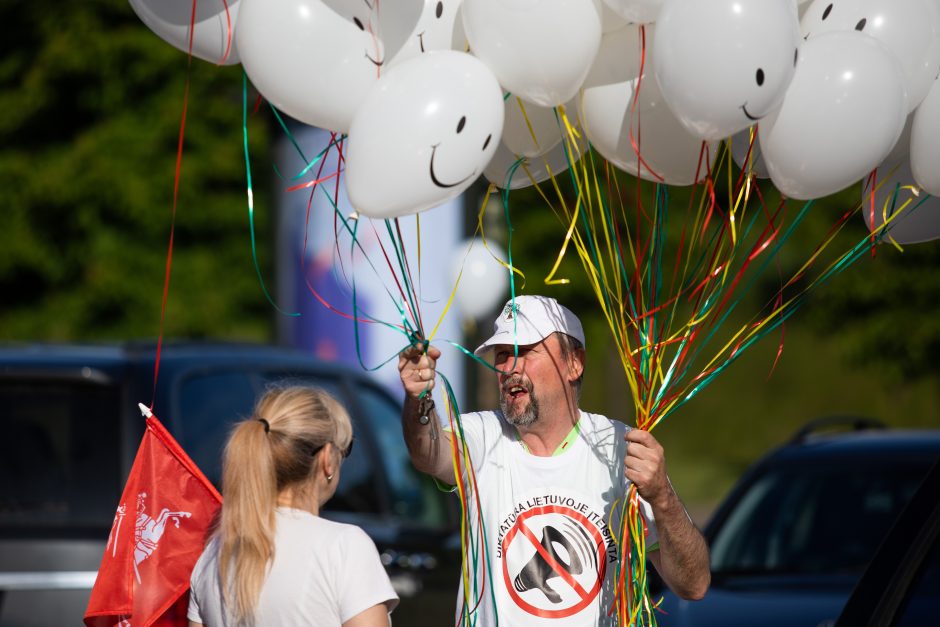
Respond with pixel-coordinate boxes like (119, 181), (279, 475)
(429, 114), (494, 189)
(388, 0), (466, 66)
(800, 0), (940, 112)
(321, 0), (386, 68)
(345, 50), (504, 220)
(652, 0), (802, 141)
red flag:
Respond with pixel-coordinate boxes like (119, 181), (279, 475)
(84, 408), (222, 627)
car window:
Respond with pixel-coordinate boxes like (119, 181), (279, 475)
(0, 379), (121, 533)
(175, 370), (265, 488)
(894, 530), (940, 626)
(353, 384), (447, 528)
(710, 461), (929, 575)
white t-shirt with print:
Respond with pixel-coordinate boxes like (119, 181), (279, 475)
(188, 507), (398, 626)
(452, 410), (657, 627)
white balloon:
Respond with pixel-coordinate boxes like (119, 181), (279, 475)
(376, 0), (426, 61)
(911, 77), (940, 196)
(730, 128), (771, 179)
(484, 132), (588, 189)
(450, 239), (510, 319)
(597, 0), (630, 32)
(862, 159), (940, 244)
(129, 0), (241, 64)
(345, 51), (504, 219)
(320, 0), (381, 25)
(581, 22), (644, 90)
(800, 0), (940, 112)
(883, 114), (913, 170)
(462, 0), (602, 106)
(653, 0), (801, 140)
(386, 0), (467, 66)
(502, 97), (570, 158)
(602, 0), (663, 24)
(759, 31), (908, 200)
(580, 27), (718, 186)
(237, 0), (384, 133)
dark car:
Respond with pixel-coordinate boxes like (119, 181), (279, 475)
(655, 417), (940, 627)
(834, 458), (940, 626)
(0, 342), (460, 627)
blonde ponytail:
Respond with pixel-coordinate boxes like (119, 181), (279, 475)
(216, 386), (353, 624)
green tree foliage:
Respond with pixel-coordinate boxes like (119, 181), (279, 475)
(0, 1), (274, 341)
(805, 233), (940, 381)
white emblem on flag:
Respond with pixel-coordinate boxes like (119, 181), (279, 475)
(106, 505), (127, 557)
(132, 492), (192, 583)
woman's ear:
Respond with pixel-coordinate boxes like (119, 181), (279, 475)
(320, 443), (337, 480)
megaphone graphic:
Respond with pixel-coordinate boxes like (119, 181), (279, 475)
(513, 525), (584, 604)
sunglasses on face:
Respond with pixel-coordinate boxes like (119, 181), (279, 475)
(309, 437), (354, 460)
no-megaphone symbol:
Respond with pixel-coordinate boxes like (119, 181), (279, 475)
(512, 522), (596, 604)
(502, 503), (608, 618)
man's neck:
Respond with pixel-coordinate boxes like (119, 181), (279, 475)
(514, 404), (580, 456)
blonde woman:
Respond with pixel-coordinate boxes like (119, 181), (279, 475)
(188, 386), (398, 627)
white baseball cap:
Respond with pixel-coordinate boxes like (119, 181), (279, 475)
(474, 295), (585, 355)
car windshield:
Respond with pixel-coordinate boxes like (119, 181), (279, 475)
(710, 459), (931, 576)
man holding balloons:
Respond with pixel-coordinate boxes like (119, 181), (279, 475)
(399, 295), (709, 626)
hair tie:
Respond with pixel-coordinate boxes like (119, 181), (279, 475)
(257, 418), (270, 433)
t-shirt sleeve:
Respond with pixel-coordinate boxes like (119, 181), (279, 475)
(187, 550), (208, 623)
(436, 411), (489, 490)
(637, 494), (659, 550)
(336, 526), (399, 623)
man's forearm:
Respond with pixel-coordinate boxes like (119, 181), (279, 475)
(650, 489), (710, 600)
(402, 393), (454, 484)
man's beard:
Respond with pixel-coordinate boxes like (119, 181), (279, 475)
(499, 376), (540, 427)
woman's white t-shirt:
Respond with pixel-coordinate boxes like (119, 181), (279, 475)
(188, 507), (398, 626)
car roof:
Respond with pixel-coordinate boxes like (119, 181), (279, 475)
(0, 340), (366, 379)
(765, 429), (940, 463)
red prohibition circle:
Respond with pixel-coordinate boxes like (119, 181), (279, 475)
(501, 504), (608, 619)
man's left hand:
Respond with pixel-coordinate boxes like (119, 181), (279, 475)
(624, 428), (670, 507)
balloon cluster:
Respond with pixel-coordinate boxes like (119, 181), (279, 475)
(132, 0), (940, 230)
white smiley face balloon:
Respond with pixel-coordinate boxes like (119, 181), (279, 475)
(501, 97), (572, 159)
(236, 0), (384, 133)
(484, 124), (589, 189)
(801, 0), (940, 111)
(730, 128), (771, 179)
(653, 0), (801, 140)
(345, 50), (504, 219)
(388, 0), (467, 66)
(911, 77), (940, 196)
(759, 31), (907, 200)
(462, 0), (602, 107)
(862, 159), (940, 245)
(579, 69), (719, 186)
(130, 0), (242, 65)
(581, 22), (644, 91)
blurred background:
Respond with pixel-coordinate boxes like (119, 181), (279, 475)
(3, 0), (940, 525)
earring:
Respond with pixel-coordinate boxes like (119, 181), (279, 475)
(326, 474), (334, 482)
